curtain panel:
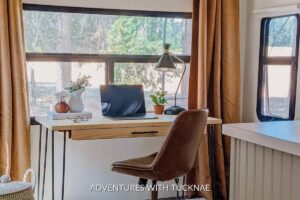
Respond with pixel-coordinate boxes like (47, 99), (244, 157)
(0, 0), (30, 180)
(187, 0), (240, 199)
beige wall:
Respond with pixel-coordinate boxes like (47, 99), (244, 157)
(241, 0), (300, 122)
(22, 0), (193, 12)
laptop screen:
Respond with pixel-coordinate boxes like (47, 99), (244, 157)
(100, 85), (146, 117)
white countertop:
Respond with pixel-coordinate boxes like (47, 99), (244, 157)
(223, 121), (300, 156)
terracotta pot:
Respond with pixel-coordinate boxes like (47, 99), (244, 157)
(153, 105), (165, 115)
(55, 101), (69, 113)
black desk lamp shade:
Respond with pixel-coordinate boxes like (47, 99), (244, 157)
(155, 43), (186, 115)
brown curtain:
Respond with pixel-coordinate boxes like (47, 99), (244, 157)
(0, 0), (31, 180)
(187, 0), (240, 199)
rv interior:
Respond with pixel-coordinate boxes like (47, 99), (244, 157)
(0, 0), (300, 200)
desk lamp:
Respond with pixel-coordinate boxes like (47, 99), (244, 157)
(155, 43), (186, 115)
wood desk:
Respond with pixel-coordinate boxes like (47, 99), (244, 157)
(36, 115), (221, 139)
(35, 115), (222, 200)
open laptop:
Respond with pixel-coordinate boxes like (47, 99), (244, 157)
(100, 85), (158, 120)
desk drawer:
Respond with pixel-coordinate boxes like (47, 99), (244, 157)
(71, 126), (171, 140)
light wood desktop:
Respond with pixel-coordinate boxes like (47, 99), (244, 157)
(35, 115), (222, 200)
(36, 115), (222, 140)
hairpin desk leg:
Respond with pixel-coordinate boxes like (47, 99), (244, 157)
(37, 125), (43, 200)
(208, 125), (216, 200)
(52, 131), (55, 200)
(41, 128), (49, 200)
(61, 131), (67, 200)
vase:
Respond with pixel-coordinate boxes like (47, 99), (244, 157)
(68, 88), (85, 113)
(153, 105), (165, 115)
(55, 100), (69, 113)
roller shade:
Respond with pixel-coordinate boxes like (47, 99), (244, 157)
(22, 0), (192, 12)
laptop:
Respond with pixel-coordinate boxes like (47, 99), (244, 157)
(100, 85), (158, 120)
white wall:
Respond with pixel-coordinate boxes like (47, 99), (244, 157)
(31, 126), (181, 200)
(254, 1), (300, 10)
(239, 0), (249, 119)
(241, 0), (300, 122)
(22, 0), (193, 12)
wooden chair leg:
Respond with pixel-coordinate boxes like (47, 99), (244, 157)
(151, 180), (158, 200)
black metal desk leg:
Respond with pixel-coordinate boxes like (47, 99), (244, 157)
(61, 131), (67, 200)
(41, 128), (49, 200)
(37, 125), (43, 200)
(208, 125), (216, 200)
(52, 131), (55, 200)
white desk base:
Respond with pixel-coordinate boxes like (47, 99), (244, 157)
(223, 121), (300, 200)
(230, 138), (300, 200)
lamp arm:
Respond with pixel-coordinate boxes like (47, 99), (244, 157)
(170, 53), (187, 107)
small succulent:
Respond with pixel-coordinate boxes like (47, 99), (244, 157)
(150, 91), (167, 106)
(65, 75), (91, 93)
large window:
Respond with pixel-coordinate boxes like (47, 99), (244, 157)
(23, 4), (192, 116)
(257, 15), (299, 121)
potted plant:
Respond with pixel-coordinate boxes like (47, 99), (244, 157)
(65, 75), (91, 113)
(150, 91), (167, 114)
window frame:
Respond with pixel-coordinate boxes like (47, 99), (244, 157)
(23, 4), (192, 122)
(26, 53), (190, 84)
(257, 14), (300, 121)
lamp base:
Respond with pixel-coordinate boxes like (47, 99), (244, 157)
(164, 106), (186, 115)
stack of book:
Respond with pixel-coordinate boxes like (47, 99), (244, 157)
(47, 111), (92, 120)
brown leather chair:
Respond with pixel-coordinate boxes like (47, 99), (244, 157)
(111, 109), (208, 200)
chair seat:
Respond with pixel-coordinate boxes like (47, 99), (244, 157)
(111, 153), (159, 180)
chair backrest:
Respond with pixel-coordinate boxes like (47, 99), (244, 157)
(152, 109), (208, 181)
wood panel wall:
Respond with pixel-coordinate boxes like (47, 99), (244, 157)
(230, 138), (300, 200)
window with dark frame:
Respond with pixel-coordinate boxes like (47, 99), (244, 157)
(23, 4), (192, 118)
(257, 15), (300, 121)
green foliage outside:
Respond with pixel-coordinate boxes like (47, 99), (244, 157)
(269, 16), (297, 47)
(23, 11), (189, 92)
(107, 16), (182, 54)
(107, 16), (185, 90)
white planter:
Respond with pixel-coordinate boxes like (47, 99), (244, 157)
(68, 88), (85, 113)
